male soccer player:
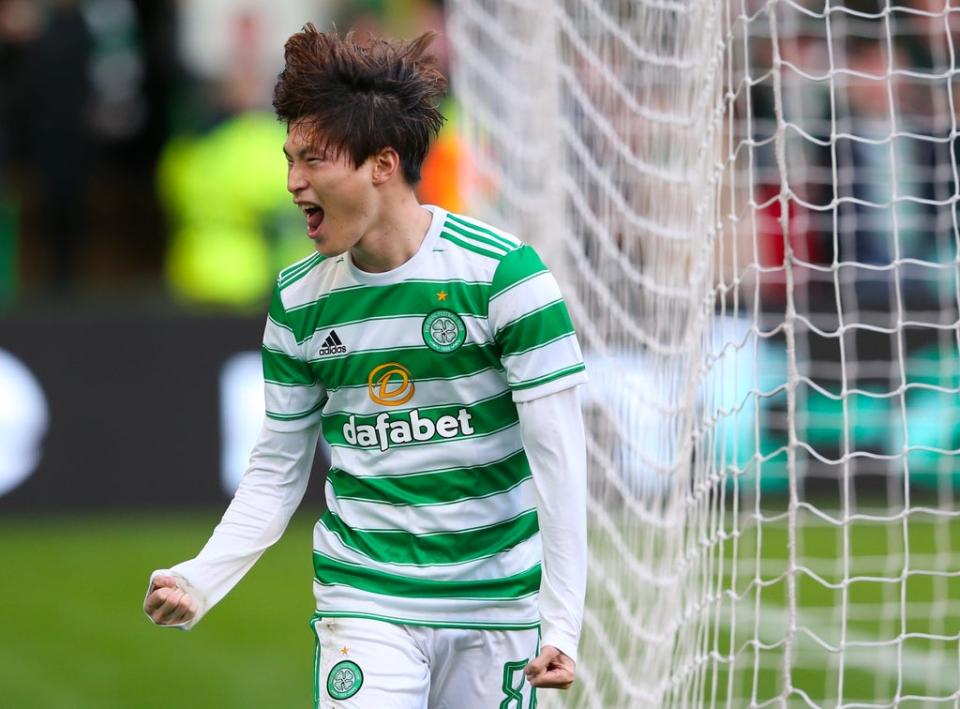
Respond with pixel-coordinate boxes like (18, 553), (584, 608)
(144, 26), (587, 708)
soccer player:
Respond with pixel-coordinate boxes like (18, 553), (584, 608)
(144, 25), (587, 708)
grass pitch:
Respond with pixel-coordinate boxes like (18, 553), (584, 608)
(2, 506), (958, 707)
(574, 505), (960, 708)
(0, 508), (324, 709)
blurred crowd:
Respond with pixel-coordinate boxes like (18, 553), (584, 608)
(4, 0), (960, 318)
(731, 0), (960, 480)
(0, 0), (460, 311)
(745, 0), (960, 319)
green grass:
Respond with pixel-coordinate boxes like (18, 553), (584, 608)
(3, 506), (959, 707)
(705, 509), (960, 707)
(573, 506), (960, 707)
(0, 508), (325, 709)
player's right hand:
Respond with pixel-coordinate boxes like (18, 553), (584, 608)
(524, 645), (576, 689)
(144, 574), (197, 626)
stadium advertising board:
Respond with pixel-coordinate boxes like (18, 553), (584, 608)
(0, 312), (328, 511)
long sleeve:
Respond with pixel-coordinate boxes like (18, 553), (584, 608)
(516, 385), (587, 664)
(148, 420), (321, 629)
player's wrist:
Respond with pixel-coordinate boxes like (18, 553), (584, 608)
(540, 632), (580, 665)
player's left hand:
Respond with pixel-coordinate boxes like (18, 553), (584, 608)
(524, 645), (576, 689)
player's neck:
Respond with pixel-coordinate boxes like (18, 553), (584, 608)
(350, 189), (432, 274)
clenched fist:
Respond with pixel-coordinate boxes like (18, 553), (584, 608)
(524, 645), (576, 689)
(143, 573), (197, 627)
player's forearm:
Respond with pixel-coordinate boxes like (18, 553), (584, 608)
(517, 386), (587, 664)
(167, 421), (321, 626)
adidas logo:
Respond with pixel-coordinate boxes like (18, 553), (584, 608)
(318, 330), (347, 356)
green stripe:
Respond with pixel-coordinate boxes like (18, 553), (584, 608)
(268, 285), (288, 327)
(321, 390), (518, 448)
(328, 449), (531, 505)
(443, 219), (513, 253)
(310, 342), (502, 391)
(490, 245), (549, 298)
(440, 229), (507, 260)
(279, 251), (320, 281)
(496, 301), (576, 357)
(311, 611), (539, 631)
(279, 253), (324, 289)
(266, 398), (325, 421)
(446, 213), (518, 250)
(319, 509), (539, 566)
(285, 280), (491, 344)
(512, 363), (586, 391)
(262, 345), (317, 386)
(312, 627), (320, 709)
(312, 552), (541, 599)
(279, 255), (323, 290)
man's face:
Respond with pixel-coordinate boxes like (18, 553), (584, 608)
(284, 119), (377, 257)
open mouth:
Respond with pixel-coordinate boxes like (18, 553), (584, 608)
(303, 204), (325, 237)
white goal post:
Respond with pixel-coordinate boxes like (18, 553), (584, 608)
(447, 0), (960, 706)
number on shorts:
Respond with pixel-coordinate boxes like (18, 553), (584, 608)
(500, 659), (535, 709)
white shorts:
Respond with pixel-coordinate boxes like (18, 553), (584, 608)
(312, 616), (540, 709)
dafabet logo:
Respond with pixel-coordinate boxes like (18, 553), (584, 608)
(344, 361), (474, 450)
(367, 362), (415, 406)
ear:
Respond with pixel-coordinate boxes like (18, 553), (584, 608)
(371, 147), (401, 185)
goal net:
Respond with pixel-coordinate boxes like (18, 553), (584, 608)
(447, 0), (960, 706)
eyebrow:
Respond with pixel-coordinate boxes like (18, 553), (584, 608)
(283, 145), (331, 160)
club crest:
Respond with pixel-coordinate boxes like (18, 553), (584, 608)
(327, 660), (363, 700)
(422, 309), (466, 353)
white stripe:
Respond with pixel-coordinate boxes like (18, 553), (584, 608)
(263, 316), (302, 355)
(313, 522), (542, 579)
(264, 380), (325, 415)
(329, 424), (524, 477)
(264, 407), (323, 432)
(302, 314), (492, 361)
(327, 479), (536, 534)
(429, 243), (500, 282)
(280, 254), (346, 310)
(280, 248), (503, 312)
(278, 251), (321, 283)
(450, 214), (521, 244)
(501, 334), (584, 387)
(449, 213), (523, 247)
(312, 583), (540, 625)
(441, 228), (508, 257)
(489, 271), (563, 333)
(285, 282), (363, 315)
(324, 368), (509, 416)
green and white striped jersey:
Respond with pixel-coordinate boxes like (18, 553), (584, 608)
(261, 206), (587, 629)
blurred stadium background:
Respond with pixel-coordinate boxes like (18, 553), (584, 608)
(5, 0), (960, 707)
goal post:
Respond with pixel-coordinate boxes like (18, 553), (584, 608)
(447, 0), (960, 706)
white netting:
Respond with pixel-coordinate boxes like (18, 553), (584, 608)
(448, 0), (960, 706)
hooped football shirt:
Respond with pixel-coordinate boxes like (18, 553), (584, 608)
(262, 205), (586, 629)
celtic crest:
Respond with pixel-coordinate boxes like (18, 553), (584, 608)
(327, 660), (363, 700)
(422, 309), (467, 353)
